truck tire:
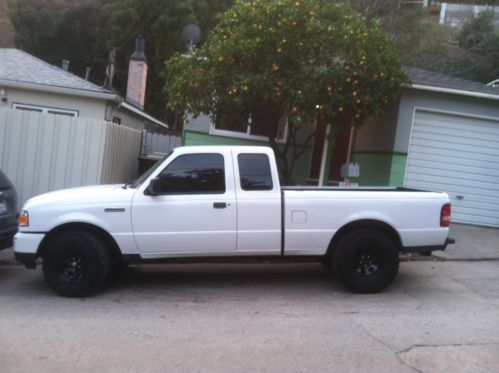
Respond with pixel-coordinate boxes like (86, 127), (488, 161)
(332, 229), (399, 293)
(42, 230), (111, 297)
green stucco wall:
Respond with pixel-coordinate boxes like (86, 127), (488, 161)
(184, 130), (268, 147)
(388, 153), (407, 187)
(184, 131), (409, 187)
(351, 151), (407, 186)
(291, 148), (313, 185)
(183, 130), (312, 185)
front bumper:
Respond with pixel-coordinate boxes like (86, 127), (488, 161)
(15, 252), (37, 269)
(0, 224), (18, 250)
(14, 232), (46, 269)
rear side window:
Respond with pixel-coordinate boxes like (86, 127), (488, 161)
(238, 154), (273, 191)
(158, 154), (225, 194)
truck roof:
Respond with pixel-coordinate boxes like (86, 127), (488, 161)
(174, 145), (274, 153)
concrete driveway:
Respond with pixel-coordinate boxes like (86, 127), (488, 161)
(1, 223), (498, 372)
(433, 223), (499, 260)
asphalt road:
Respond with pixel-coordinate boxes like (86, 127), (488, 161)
(1, 260), (499, 373)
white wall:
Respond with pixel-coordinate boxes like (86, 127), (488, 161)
(353, 101), (400, 152)
(0, 86), (161, 132)
(0, 86), (107, 120)
(439, 3), (499, 28)
(0, 108), (143, 208)
(394, 89), (499, 153)
(113, 105), (148, 131)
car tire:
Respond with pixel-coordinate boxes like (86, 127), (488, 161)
(42, 230), (110, 297)
(332, 229), (399, 293)
(321, 256), (332, 269)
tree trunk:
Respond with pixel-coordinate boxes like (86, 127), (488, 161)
(253, 104), (318, 185)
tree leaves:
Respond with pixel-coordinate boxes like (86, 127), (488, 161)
(166, 0), (406, 182)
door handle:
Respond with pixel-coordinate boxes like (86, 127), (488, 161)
(456, 195), (464, 200)
(213, 202), (227, 209)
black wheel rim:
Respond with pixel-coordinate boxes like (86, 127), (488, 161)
(58, 253), (86, 283)
(354, 250), (380, 276)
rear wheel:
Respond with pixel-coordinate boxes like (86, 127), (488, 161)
(332, 229), (399, 293)
(42, 230), (110, 297)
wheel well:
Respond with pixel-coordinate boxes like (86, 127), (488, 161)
(37, 223), (121, 261)
(326, 220), (402, 257)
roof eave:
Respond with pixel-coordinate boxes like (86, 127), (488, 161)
(1, 79), (169, 128)
(405, 83), (499, 101)
(0, 79), (122, 103)
(120, 102), (169, 129)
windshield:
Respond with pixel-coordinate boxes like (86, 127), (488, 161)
(127, 152), (172, 189)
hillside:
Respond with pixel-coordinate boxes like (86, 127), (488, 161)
(0, 0), (103, 47)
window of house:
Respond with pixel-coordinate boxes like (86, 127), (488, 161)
(238, 153), (273, 191)
(157, 153), (225, 194)
(12, 103), (78, 117)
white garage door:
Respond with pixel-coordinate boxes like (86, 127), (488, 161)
(405, 109), (499, 227)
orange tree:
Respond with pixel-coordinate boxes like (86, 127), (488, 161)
(165, 0), (406, 183)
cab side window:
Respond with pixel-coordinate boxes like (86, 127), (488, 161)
(157, 154), (225, 194)
(238, 153), (273, 191)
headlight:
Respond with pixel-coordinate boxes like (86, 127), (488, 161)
(0, 201), (7, 215)
(19, 210), (29, 226)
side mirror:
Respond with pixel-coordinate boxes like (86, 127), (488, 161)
(144, 177), (162, 196)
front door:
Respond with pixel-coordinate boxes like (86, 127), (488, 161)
(131, 150), (237, 256)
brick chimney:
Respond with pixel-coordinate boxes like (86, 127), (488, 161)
(126, 37), (148, 109)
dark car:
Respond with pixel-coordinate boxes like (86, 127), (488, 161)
(0, 170), (18, 250)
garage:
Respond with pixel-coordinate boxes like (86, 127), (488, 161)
(404, 109), (499, 227)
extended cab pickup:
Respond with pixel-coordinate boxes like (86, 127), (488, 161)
(14, 146), (453, 297)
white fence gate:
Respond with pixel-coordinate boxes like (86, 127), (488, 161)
(0, 108), (143, 208)
(439, 3), (499, 28)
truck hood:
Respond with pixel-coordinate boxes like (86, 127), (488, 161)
(23, 184), (136, 210)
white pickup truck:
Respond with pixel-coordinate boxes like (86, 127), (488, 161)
(15, 146), (453, 297)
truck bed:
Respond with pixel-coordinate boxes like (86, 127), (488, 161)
(281, 186), (449, 256)
(281, 186), (432, 192)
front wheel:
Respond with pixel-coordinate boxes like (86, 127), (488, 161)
(42, 231), (111, 297)
(332, 229), (400, 293)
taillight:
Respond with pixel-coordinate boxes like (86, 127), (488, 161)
(440, 203), (451, 227)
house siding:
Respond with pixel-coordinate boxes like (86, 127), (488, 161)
(0, 86), (161, 132)
(350, 152), (392, 186)
(394, 88), (499, 153)
(0, 86), (106, 120)
(351, 88), (499, 187)
(388, 153), (407, 186)
(350, 151), (407, 187)
(350, 103), (402, 186)
(184, 129), (268, 146)
(353, 102), (399, 153)
(113, 106), (149, 131)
